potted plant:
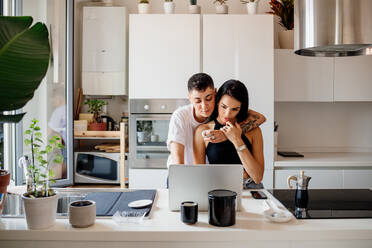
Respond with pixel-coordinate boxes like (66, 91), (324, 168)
(22, 118), (65, 229)
(164, 0), (175, 14)
(0, 16), (50, 123)
(137, 121), (152, 143)
(189, 0), (201, 14)
(138, 0), (150, 14)
(0, 169), (10, 216)
(0, 15), (50, 218)
(84, 99), (107, 131)
(214, 0), (229, 14)
(241, 0), (260, 15)
(267, 0), (294, 49)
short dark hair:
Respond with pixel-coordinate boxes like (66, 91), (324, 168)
(187, 73), (214, 92)
(211, 80), (249, 122)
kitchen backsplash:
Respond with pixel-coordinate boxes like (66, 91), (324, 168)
(275, 102), (372, 152)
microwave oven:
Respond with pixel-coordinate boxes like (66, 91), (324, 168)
(74, 152), (120, 184)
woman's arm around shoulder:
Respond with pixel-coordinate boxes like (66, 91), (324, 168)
(193, 124), (209, 164)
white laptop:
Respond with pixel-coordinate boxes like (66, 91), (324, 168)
(168, 164), (244, 211)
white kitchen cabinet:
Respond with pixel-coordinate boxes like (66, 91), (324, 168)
(274, 49), (334, 102)
(129, 168), (168, 189)
(343, 169), (372, 188)
(129, 15), (200, 99)
(82, 6), (127, 95)
(274, 169), (343, 189)
(334, 56), (372, 101)
(203, 15), (274, 188)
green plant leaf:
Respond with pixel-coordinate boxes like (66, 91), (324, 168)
(48, 169), (55, 179)
(24, 129), (31, 135)
(0, 16), (33, 49)
(35, 137), (43, 143)
(35, 132), (42, 138)
(53, 154), (64, 164)
(0, 17), (50, 123)
(45, 145), (52, 153)
(56, 143), (65, 149)
(24, 139), (31, 145)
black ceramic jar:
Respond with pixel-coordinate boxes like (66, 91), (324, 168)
(208, 189), (237, 227)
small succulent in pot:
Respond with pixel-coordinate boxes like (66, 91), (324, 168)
(23, 118), (65, 198)
(190, 0), (197, 5)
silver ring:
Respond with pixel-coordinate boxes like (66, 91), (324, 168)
(211, 135), (216, 140)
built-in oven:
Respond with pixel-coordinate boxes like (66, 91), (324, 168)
(129, 99), (189, 169)
(74, 152), (120, 184)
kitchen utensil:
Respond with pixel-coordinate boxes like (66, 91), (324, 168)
(128, 199), (153, 209)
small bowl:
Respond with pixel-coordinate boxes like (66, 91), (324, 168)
(69, 200), (96, 228)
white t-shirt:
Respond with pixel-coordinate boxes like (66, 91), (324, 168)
(167, 104), (202, 166)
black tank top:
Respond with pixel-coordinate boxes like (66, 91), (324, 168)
(206, 119), (253, 164)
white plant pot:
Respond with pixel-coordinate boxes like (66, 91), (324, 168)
(189, 5), (201, 14)
(215, 4), (228, 14)
(246, 2), (258, 14)
(163, 2), (175, 14)
(22, 193), (58, 229)
(138, 3), (150, 14)
(278, 30), (294, 49)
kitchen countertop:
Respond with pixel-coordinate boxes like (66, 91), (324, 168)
(1, 189), (372, 248)
(275, 152), (372, 168)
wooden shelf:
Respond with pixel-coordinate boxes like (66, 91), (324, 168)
(74, 130), (120, 138)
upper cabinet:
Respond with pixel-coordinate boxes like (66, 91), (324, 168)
(274, 49), (334, 102)
(275, 49), (372, 102)
(82, 6), (127, 96)
(129, 15), (201, 99)
(334, 56), (372, 101)
(203, 15), (274, 187)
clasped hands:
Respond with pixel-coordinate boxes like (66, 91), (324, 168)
(202, 121), (242, 145)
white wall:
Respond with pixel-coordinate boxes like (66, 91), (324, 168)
(275, 102), (372, 152)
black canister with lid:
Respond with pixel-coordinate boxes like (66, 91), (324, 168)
(208, 189), (237, 227)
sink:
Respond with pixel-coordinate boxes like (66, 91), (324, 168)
(2, 191), (87, 218)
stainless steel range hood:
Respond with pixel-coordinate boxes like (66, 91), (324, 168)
(294, 0), (372, 57)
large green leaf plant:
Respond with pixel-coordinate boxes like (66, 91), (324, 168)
(0, 16), (50, 123)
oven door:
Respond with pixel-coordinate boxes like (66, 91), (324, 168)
(129, 114), (171, 169)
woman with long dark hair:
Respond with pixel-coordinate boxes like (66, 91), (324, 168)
(193, 80), (264, 189)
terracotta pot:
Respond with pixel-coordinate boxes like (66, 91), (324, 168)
(88, 122), (107, 131)
(22, 193), (58, 229)
(0, 170), (10, 216)
(279, 30), (294, 49)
